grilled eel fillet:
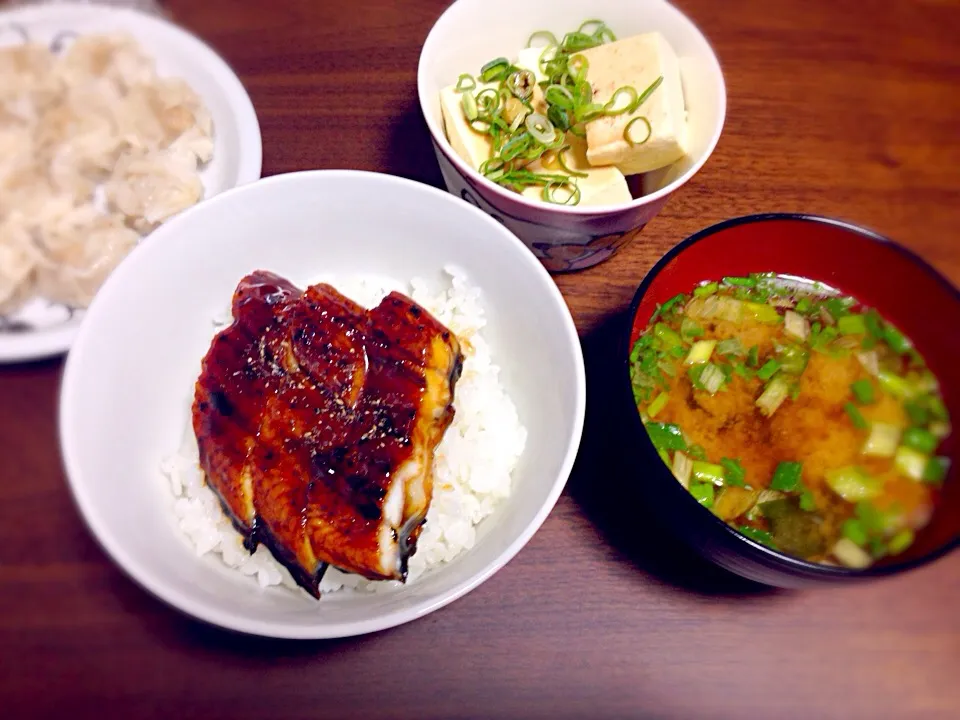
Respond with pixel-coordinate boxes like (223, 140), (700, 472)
(192, 271), (463, 597)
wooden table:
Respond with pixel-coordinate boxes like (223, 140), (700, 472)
(3, 0), (959, 717)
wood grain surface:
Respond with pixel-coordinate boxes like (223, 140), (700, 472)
(1, 1), (958, 718)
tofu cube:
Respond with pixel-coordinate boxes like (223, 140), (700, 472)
(439, 81), (495, 170)
(580, 32), (688, 175)
(523, 134), (632, 206)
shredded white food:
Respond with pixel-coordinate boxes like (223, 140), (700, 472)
(0, 33), (213, 312)
(160, 267), (527, 598)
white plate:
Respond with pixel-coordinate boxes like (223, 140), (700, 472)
(59, 170), (586, 639)
(0, 2), (262, 363)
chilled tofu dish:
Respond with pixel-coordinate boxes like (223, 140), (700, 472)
(439, 20), (687, 206)
(630, 274), (951, 569)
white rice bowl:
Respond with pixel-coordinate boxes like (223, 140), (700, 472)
(161, 266), (527, 598)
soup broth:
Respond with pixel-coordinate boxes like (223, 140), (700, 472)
(630, 274), (951, 568)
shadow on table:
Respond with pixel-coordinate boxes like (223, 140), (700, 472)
(567, 310), (780, 598)
(382, 96), (445, 191)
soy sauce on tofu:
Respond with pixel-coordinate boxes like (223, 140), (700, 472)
(630, 274), (951, 568)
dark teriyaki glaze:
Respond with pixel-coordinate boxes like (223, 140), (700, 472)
(192, 271), (463, 597)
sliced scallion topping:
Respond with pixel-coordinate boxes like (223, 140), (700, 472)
(480, 57), (511, 83)
(841, 518), (868, 546)
(672, 451), (693, 488)
(690, 481), (715, 508)
(720, 457), (747, 487)
(888, 529), (915, 555)
(693, 281), (719, 297)
(756, 359), (781, 381)
(850, 379), (875, 404)
(862, 423), (902, 458)
(825, 466), (881, 501)
(923, 456), (949, 484)
(623, 116), (652, 146)
(722, 276), (757, 288)
(770, 461), (803, 491)
(883, 323), (912, 354)
(603, 86), (638, 116)
(647, 391), (670, 419)
(645, 422), (687, 451)
(739, 525), (776, 548)
(837, 314), (867, 335)
(756, 376), (790, 416)
(844, 402), (868, 430)
(692, 461), (726, 486)
(902, 426), (937, 454)
(685, 339), (717, 365)
(455, 74), (477, 92)
(894, 446), (927, 481)
(556, 145), (588, 178)
(631, 75), (663, 112)
(461, 92), (479, 122)
(527, 30), (559, 48)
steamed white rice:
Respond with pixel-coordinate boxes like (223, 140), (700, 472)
(161, 266), (526, 597)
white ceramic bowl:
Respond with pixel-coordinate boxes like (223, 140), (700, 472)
(418, 0), (726, 272)
(0, 2), (262, 363)
(59, 170), (585, 639)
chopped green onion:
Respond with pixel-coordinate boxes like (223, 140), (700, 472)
(525, 112), (557, 145)
(653, 323), (683, 350)
(647, 391), (669, 419)
(756, 359), (781, 381)
(902, 426), (938, 454)
(542, 179), (581, 205)
(825, 466), (882, 501)
(856, 350), (880, 377)
(687, 363), (707, 389)
(721, 457), (747, 487)
(822, 297), (853, 320)
(723, 276), (757, 288)
(832, 538), (872, 569)
(850, 379), (875, 405)
(756, 376), (790, 416)
(685, 339), (717, 365)
(794, 297), (813, 314)
(506, 69), (536, 99)
(877, 371), (916, 400)
(692, 461), (725, 486)
(623, 116), (652, 146)
(844, 402), (868, 430)
(863, 309), (884, 338)
(778, 345), (809, 375)
(693, 282), (719, 297)
(883, 323), (912, 354)
(645, 422), (687, 451)
(687, 444), (708, 460)
(894, 446), (927, 481)
(855, 501), (886, 533)
(652, 294), (686, 320)
(928, 395), (949, 421)
(738, 525), (776, 548)
(799, 488), (817, 511)
(888, 529), (915, 555)
(841, 518), (868, 546)
(732, 362), (753, 379)
(716, 337), (745, 357)
(746, 345), (760, 367)
(699, 363), (726, 394)
(672, 450), (692, 488)
(745, 302), (781, 324)
(862, 422), (901, 457)
(630, 75), (663, 112)
(689, 481), (715, 508)
(461, 92), (479, 121)
(455, 74), (476, 92)
(770, 461), (803, 491)
(527, 30), (559, 48)
(480, 56), (511, 83)
(603, 86), (638, 116)
(784, 310), (810, 341)
(922, 456), (949, 485)
(680, 317), (704, 339)
(544, 84), (575, 109)
(554, 146), (588, 178)
(657, 448), (670, 466)
(837, 314), (867, 335)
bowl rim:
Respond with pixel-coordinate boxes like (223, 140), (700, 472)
(623, 211), (959, 579)
(416, 0), (728, 216)
(59, 169), (587, 638)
